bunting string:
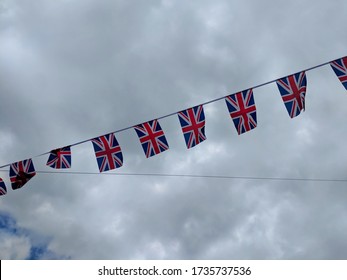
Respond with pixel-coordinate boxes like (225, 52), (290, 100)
(0, 56), (343, 166)
(1, 169), (347, 183)
(0, 55), (347, 195)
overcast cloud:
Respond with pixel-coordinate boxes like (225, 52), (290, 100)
(1, 0), (347, 259)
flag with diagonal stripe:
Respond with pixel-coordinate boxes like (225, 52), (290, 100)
(92, 133), (123, 172)
(9, 159), (36, 190)
(330, 57), (347, 90)
(0, 178), (7, 196)
(134, 120), (169, 158)
(276, 71), (307, 118)
(178, 105), (206, 148)
(225, 89), (257, 134)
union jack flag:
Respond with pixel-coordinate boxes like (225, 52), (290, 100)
(0, 178), (6, 196)
(91, 133), (123, 172)
(178, 105), (206, 148)
(276, 71), (307, 118)
(46, 146), (71, 169)
(9, 159), (36, 190)
(134, 120), (169, 158)
(225, 89), (257, 134)
(330, 57), (347, 90)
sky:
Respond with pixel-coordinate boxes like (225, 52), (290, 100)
(0, 0), (347, 260)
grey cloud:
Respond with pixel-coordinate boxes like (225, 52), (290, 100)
(1, 0), (347, 260)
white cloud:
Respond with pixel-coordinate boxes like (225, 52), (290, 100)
(0, 232), (31, 259)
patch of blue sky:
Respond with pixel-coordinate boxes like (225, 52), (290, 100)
(0, 211), (69, 259)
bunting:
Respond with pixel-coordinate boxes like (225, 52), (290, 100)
(46, 146), (72, 169)
(225, 89), (257, 134)
(330, 57), (347, 90)
(0, 56), (347, 196)
(91, 133), (123, 172)
(0, 178), (6, 196)
(178, 105), (206, 148)
(9, 159), (36, 190)
(134, 120), (169, 158)
(276, 71), (307, 118)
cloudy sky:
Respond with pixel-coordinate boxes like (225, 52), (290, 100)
(1, 0), (347, 260)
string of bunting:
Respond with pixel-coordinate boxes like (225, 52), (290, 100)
(0, 56), (346, 196)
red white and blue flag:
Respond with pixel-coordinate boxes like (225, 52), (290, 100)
(0, 178), (6, 196)
(225, 89), (257, 134)
(91, 133), (123, 172)
(46, 146), (71, 169)
(276, 71), (307, 118)
(330, 57), (347, 90)
(178, 105), (206, 148)
(134, 120), (169, 158)
(9, 159), (36, 190)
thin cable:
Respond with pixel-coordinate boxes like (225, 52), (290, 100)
(0, 169), (346, 183)
(0, 56), (341, 169)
